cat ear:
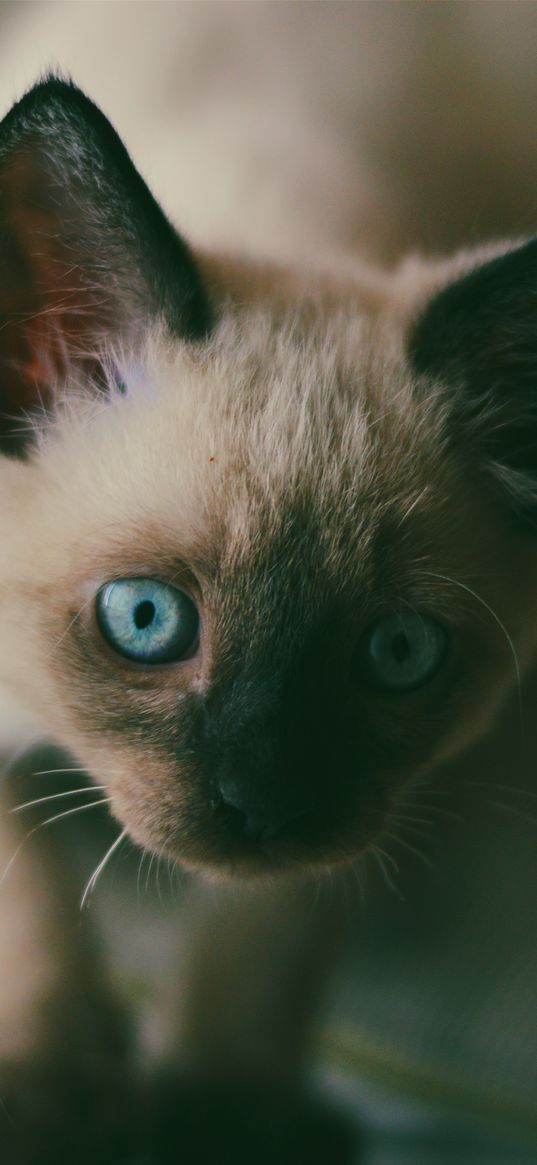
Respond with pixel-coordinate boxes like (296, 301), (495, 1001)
(0, 76), (211, 453)
(409, 238), (537, 520)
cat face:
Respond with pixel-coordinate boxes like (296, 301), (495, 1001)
(1, 80), (537, 875)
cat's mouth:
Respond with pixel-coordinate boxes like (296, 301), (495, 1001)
(105, 739), (393, 876)
(150, 785), (389, 877)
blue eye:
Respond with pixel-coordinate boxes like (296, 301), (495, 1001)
(363, 611), (447, 692)
(96, 578), (199, 664)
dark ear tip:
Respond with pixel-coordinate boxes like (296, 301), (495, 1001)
(32, 73), (104, 113)
(1, 72), (111, 142)
(28, 70), (78, 95)
(4, 71), (76, 115)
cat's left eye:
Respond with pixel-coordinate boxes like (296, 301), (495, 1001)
(358, 610), (448, 693)
(96, 578), (199, 664)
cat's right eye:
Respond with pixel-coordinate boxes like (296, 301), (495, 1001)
(96, 578), (199, 664)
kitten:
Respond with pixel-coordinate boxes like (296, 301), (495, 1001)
(1, 77), (537, 1158)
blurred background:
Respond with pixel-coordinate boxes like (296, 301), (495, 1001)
(1, 4), (537, 1163)
(3, 2), (537, 264)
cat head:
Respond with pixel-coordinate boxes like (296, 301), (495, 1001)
(2, 79), (537, 876)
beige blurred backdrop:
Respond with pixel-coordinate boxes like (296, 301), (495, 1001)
(1, 1), (537, 265)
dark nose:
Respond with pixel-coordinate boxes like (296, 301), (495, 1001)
(217, 775), (312, 844)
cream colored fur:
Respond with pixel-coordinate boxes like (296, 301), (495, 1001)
(2, 271), (537, 868)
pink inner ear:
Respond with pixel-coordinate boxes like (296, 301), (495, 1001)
(0, 156), (106, 438)
(0, 162), (64, 432)
(0, 318), (54, 437)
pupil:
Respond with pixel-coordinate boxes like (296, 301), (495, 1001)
(134, 600), (155, 630)
(392, 632), (410, 663)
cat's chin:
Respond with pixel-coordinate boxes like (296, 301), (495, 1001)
(112, 795), (388, 880)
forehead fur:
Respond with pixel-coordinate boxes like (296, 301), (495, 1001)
(25, 304), (450, 589)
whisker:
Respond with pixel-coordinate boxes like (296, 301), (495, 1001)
(393, 784), (463, 826)
(30, 767), (90, 778)
(403, 800), (463, 825)
(369, 846), (400, 896)
(464, 779), (537, 804)
(37, 800), (110, 831)
(0, 799), (110, 887)
(407, 800), (461, 820)
(488, 800), (537, 827)
(137, 847), (149, 899)
(81, 828), (128, 910)
(405, 784), (453, 800)
(391, 820), (430, 843)
(396, 484), (430, 529)
(422, 569), (525, 752)
(50, 594), (96, 656)
(0, 838), (27, 888)
(374, 844), (399, 875)
(391, 810), (434, 828)
(167, 855), (177, 897)
(5, 735), (46, 774)
(146, 851), (157, 894)
(10, 787), (107, 814)
(346, 860), (367, 908)
(383, 829), (433, 869)
(156, 855), (164, 905)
